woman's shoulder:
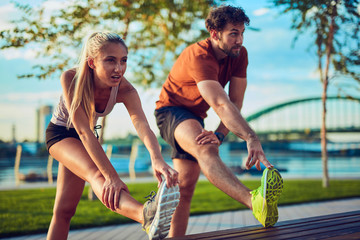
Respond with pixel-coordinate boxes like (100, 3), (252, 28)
(118, 77), (136, 91)
(116, 77), (137, 102)
(61, 68), (77, 84)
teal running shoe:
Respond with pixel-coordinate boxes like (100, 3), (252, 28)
(251, 167), (283, 227)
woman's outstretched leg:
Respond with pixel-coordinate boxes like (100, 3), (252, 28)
(48, 138), (144, 222)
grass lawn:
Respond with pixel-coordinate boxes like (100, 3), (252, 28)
(1, 179), (360, 237)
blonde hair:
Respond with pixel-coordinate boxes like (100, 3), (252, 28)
(67, 32), (127, 129)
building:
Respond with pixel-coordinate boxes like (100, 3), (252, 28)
(36, 105), (53, 143)
(11, 124), (16, 144)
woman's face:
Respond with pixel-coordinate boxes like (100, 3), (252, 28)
(90, 42), (128, 88)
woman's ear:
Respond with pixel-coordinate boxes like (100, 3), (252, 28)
(88, 58), (95, 69)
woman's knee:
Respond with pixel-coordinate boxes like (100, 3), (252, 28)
(86, 169), (104, 184)
(53, 202), (77, 222)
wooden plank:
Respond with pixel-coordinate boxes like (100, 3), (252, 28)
(275, 210), (360, 227)
(229, 213), (360, 240)
(324, 232), (360, 240)
(307, 226), (360, 240)
(168, 211), (360, 240)
(242, 219), (360, 240)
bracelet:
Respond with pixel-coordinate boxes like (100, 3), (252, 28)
(214, 132), (225, 143)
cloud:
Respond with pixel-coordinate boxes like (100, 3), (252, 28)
(253, 8), (270, 16)
(0, 102), (35, 120)
(0, 90), (61, 141)
(0, 4), (18, 30)
(0, 90), (61, 103)
(0, 102), (37, 141)
(0, 48), (38, 60)
(42, 0), (69, 11)
(41, 0), (72, 21)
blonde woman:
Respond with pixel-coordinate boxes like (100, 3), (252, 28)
(45, 32), (179, 240)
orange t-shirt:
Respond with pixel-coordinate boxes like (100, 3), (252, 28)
(156, 38), (248, 119)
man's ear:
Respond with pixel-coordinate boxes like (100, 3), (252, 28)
(210, 29), (219, 40)
(88, 58), (95, 69)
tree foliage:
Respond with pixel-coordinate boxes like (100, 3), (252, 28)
(0, 0), (225, 86)
(270, 0), (359, 95)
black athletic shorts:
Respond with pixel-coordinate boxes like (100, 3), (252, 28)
(154, 106), (204, 162)
(45, 122), (81, 151)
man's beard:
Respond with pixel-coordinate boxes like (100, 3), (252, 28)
(219, 44), (242, 58)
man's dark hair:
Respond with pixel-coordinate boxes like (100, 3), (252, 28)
(205, 5), (250, 32)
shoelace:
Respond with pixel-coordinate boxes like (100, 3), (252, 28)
(144, 191), (157, 202)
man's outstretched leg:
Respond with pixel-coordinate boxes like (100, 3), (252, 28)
(174, 119), (283, 230)
(174, 119), (254, 206)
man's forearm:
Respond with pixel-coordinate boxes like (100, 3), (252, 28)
(215, 102), (258, 142)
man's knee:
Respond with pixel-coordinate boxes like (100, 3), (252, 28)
(195, 144), (219, 161)
(178, 172), (198, 202)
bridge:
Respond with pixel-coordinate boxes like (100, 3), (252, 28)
(244, 96), (360, 141)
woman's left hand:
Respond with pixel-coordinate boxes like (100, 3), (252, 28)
(152, 160), (179, 188)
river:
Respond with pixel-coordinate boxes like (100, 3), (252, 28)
(0, 142), (359, 188)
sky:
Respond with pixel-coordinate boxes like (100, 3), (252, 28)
(0, 0), (355, 142)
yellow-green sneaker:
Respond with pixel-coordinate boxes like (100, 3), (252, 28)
(251, 167), (283, 227)
(142, 180), (180, 240)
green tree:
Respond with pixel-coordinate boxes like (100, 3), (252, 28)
(1, 0), (225, 143)
(1, 0), (223, 86)
(270, 0), (360, 187)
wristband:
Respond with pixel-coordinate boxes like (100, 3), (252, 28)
(214, 132), (225, 143)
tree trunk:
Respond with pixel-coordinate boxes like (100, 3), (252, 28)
(321, 1), (337, 188)
(321, 78), (329, 188)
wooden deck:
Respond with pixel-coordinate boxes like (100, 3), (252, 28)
(4, 198), (360, 240)
(169, 210), (360, 239)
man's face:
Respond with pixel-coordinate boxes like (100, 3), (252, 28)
(217, 23), (245, 58)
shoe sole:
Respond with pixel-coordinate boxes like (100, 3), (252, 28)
(263, 168), (283, 227)
(147, 183), (180, 240)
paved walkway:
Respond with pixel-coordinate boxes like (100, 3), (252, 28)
(4, 197), (360, 240)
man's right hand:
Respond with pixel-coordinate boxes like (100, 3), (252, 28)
(245, 137), (273, 170)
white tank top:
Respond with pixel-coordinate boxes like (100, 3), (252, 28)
(51, 84), (119, 128)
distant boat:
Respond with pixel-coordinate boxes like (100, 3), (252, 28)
(18, 172), (56, 182)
